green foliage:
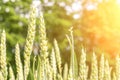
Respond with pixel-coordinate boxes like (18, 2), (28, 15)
(0, 0), (32, 46)
(0, 0), (32, 70)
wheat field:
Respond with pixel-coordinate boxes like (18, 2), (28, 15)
(0, 7), (120, 80)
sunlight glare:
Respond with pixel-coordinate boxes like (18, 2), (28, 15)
(117, 0), (120, 4)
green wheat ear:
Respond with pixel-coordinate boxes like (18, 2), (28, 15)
(99, 54), (104, 80)
(54, 39), (62, 74)
(38, 10), (50, 80)
(79, 48), (88, 80)
(0, 30), (7, 80)
(46, 60), (53, 80)
(50, 48), (57, 80)
(23, 7), (36, 80)
(90, 53), (98, 80)
(9, 66), (15, 80)
(39, 12), (48, 59)
(104, 60), (112, 80)
(15, 43), (23, 80)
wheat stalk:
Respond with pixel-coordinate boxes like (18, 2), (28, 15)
(68, 67), (73, 80)
(63, 63), (68, 80)
(66, 27), (78, 79)
(112, 72), (116, 80)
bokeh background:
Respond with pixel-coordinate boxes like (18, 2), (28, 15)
(1, 0), (120, 66)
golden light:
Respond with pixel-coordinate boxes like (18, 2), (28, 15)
(117, 0), (120, 4)
(77, 0), (120, 59)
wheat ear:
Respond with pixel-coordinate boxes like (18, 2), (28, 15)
(54, 39), (62, 74)
(90, 53), (98, 80)
(115, 55), (120, 80)
(0, 71), (4, 80)
(98, 54), (104, 80)
(104, 60), (112, 80)
(24, 7), (36, 80)
(15, 43), (23, 80)
(79, 48), (87, 80)
(0, 30), (7, 80)
(9, 66), (15, 80)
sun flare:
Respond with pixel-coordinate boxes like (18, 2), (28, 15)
(117, 0), (120, 4)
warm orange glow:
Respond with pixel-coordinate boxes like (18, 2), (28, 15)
(77, 0), (120, 58)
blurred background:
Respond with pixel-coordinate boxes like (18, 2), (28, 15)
(1, 0), (120, 66)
